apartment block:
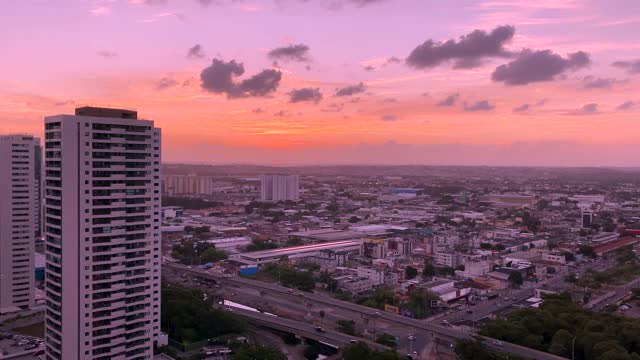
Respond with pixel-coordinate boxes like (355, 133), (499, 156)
(260, 174), (299, 201)
(0, 134), (40, 312)
(43, 107), (161, 360)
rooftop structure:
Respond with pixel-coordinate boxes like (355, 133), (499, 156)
(230, 240), (362, 265)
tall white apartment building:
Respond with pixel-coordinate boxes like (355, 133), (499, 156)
(260, 174), (299, 201)
(44, 107), (161, 360)
(0, 134), (40, 312)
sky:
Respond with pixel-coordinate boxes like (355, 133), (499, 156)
(1, 0), (640, 166)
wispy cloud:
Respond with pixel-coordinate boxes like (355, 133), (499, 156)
(91, 6), (110, 16)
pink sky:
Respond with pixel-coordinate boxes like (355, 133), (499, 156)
(1, 0), (639, 165)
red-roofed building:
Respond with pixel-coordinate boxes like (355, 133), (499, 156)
(593, 236), (638, 257)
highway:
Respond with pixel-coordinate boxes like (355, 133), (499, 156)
(227, 306), (390, 351)
(166, 263), (568, 360)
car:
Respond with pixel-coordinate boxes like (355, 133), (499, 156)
(492, 340), (504, 346)
(408, 335), (416, 341)
(350, 339), (358, 344)
(406, 355), (415, 360)
(315, 326), (325, 333)
(466, 310), (473, 314)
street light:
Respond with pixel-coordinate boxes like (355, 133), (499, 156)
(571, 336), (576, 360)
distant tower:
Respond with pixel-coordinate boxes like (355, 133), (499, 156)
(260, 174), (299, 201)
(0, 134), (40, 311)
(582, 211), (593, 229)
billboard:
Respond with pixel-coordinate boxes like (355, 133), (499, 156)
(384, 304), (399, 314)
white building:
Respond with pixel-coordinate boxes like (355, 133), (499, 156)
(260, 175), (299, 201)
(356, 267), (385, 286)
(464, 260), (493, 277)
(434, 252), (460, 267)
(0, 134), (40, 312)
(206, 237), (252, 252)
(44, 107), (161, 360)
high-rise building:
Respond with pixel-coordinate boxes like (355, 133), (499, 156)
(162, 174), (212, 195)
(44, 107), (161, 360)
(582, 211), (593, 229)
(0, 134), (40, 312)
(260, 174), (299, 201)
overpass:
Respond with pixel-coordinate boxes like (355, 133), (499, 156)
(167, 263), (567, 360)
(227, 306), (389, 351)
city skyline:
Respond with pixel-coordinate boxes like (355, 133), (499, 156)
(2, 0), (640, 165)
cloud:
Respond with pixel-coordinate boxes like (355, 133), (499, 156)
(381, 114), (398, 121)
(464, 100), (495, 112)
(289, 88), (323, 103)
(129, 0), (167, 5)
(582, 76), (622, 89)
(567, 103), (599, 115)
(322, 103), (345, 113)
(436, 93), (459, 107)
(612, 59), (640, 74)
(492, 49), (590, 85)
(406, 25), (515, 69)
(156, 77), (178, 90)
(273, 110), (291, 117)
(335, 82), (366, 97)
(513, 104), (530, 113)
(200, 58), (282, 98)
(364, 65), (376, 71)
(252, 107), (265, 114)
(268, 44), (310, 62)
(91, 6), (110, 16)
(97, 50), (117, 58)
(616, 101), (635, 110)
(187, 44), (205, 59)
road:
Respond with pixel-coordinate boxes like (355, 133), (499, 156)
(166, 263), (568, 360)
(227, 306), (389, 351)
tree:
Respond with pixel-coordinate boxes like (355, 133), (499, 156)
(405, 266), (418, 280)
(536, 199), (550, 211)
(246, 240), (278, 252)
(376, 333), (397, 348)
(402, 289), (440, 319)
(578, 245), (597, 259)
(233, 345), (286, 360)
(342, 343), (401, 360)
(348, 216), (361, 223)
(199, 247), (227, 263)
(336, 320), (356, 335)
(455, 338), (494, 360)
(617, 247), (637, 265)
(423, 260), (436, 277)
(508, 272), (524, 288)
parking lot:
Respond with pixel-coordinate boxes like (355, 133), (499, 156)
(0, 331), (45, 359)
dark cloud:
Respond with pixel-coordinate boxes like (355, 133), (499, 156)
(513, 104), (530, 113)
(54, 100), (75, 106)
(567, 103), (599, 115)
(136, 0), (167, 5)
(268, 44), (310, 62)
(200, 58), (282, 98)
(289, 88), (323, 103)
(273, 110), (291, 117)
(464, 100), (495, 112)
(406, 25), (515, 69)
(617, 101), (635, 110)
(335, 82), (366, 97)
(386, 56), (401, 64)
(364, 65), (376, 71)
(182, 77), (194, 87)
(97, 50), (117, 58)
(492, 49), (590, 85)
(381, 115), (398, 121)
(187, 44), (205, 59)
(321, 103), (345, 113)
(582, 76), (622, 89)
(380, 98), (398, 104)
(612, 59), (640, 74)
(156, 77), (178, 90)
(536, 98), (548, 107)
(436, 93), (459, 107)
(252, 107), (265, 114)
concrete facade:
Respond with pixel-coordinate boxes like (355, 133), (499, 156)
(43, 109), (161, 360)
(260, 175), (299, 201)
(0, 134), (39, 312)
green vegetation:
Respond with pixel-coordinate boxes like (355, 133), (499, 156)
(171, 240), (227, 265)
(480, 242), (505, 251)
(376, 333), (398, 348)
(161, 285), (246, 344)
(162, 196), (222, 210)
(402, 288), (440, 319)
(455, 338), (521, 360)
(261, 263), (315, 291)
(245, 239), (278, 252)
(232, 344), (286, 360)
(357, 286), (440, 319)
(576, 262), (640, 289)
(342, 343), (401, 360)
(358, 287), (398, 309)
(480, 293), (640, 360)
(336, 319), (357, 335)
(405, 266), (418, 279)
